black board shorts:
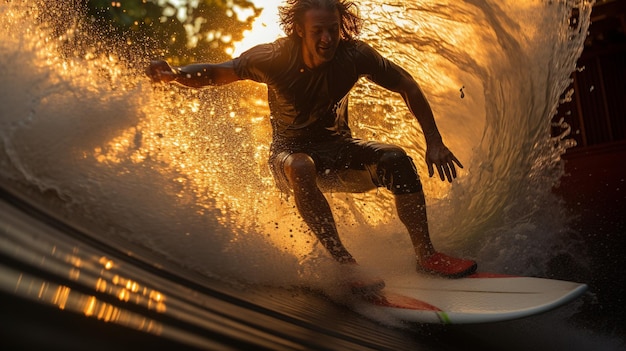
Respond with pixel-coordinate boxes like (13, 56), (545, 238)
(269, 137), (422, 195)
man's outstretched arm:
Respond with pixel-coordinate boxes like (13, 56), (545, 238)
(388, 72), (464, 183)
(146, 59), (241, 88)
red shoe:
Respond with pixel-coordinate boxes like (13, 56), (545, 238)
(417, 252), (477, 278)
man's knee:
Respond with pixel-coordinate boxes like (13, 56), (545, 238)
(376, 148), (422, 194)
(284, 153), (316, 183)
(378, 148), (409, 168)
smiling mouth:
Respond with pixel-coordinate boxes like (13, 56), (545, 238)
(319, 46), (334, 55)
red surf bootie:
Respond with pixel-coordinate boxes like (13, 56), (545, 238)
(417, 252), (477, 278)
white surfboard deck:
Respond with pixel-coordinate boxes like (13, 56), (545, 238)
(365, 272), (587, 324)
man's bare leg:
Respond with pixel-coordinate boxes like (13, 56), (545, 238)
(284, 153), (355, 264)
(395, 191), (477, 277)
(394, 192), (436, 260)
(284, 153), (385, 292)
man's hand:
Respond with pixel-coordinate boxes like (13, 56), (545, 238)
(426, 141), (464, 183)
(145, 59), (178, 83)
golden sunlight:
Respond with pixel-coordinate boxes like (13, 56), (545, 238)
(231, 0), (285, 57)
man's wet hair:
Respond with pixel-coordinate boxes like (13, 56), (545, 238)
(279, 0), (362, 41)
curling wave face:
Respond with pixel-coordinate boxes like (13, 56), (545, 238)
(0, 1), (591, 288)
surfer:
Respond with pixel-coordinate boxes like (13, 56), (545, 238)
(146, 0), (477, 288)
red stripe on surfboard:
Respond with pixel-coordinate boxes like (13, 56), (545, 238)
(368, 292), (442, 311)
(467, 272), (518, 278)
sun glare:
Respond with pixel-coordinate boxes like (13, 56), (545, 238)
(231, 0), (285, 57)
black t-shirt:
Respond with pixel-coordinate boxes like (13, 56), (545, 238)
(233, 37), (406, 143)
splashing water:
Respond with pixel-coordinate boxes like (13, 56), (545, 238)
(0, 0), (592, 290)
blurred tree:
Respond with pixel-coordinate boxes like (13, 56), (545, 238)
(86, 0), (260, 64)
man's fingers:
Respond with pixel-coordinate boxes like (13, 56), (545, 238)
(146, 60), (175, 83)
(432, 161), (458, 182)
(146, 64), (162, 81)
(449, 163), (457, 180)
(443, 164), (453, 182)
(437, 164), (445, 181)
(451, 154), (464, 169)
(428, 149), (463, 182)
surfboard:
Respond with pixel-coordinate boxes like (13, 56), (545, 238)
(362, 272), (587, 324)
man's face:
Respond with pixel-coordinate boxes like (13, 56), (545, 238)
(296, 8), (341, 68)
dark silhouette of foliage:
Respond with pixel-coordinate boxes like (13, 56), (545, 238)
(85, 0), (260, 64)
